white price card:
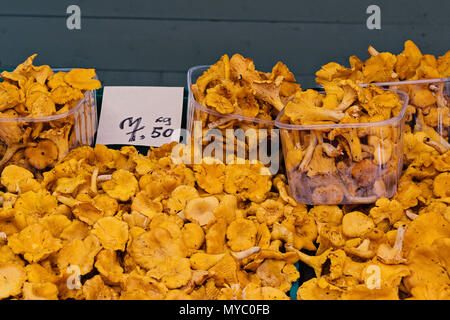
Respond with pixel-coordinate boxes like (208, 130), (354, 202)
(96, 86), (184, 147)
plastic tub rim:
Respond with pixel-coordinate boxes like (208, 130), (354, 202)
(317, 76), (450, 88)
(368, 76), (450, 87)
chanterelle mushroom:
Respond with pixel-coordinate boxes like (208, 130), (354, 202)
(416, 109), (450, 151)
(377, 225), (407, 264)
(184, 196), (219, 226)
(284, 89), (345, 124)
(24, 140), (58, 170)
(251, 76), (285, 112)
(342, 211), (375, 238)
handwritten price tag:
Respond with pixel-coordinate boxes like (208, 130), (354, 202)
(96, 86), (184, 147)
(118, 116), (174, 142)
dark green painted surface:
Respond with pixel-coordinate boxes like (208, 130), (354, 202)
(0, 0), (448, 89)
(2, 0), (449, 24)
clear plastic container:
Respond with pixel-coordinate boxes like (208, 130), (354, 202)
(0, 68), (98, 170)
(187, 66), (279, 171)
(369, 77), (449, 151)
(275, 90), (409, 205)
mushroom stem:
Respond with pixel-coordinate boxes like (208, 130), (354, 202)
(405, 209), (419, 221)
(322, 143), (342, 158)
(429, 84), (439, 91)
(206, 134), (248, 155)
(286, 244), (330, 277)
(415, 110), (450, 150)
(228, 283), (241, 300)
(336, 176), (378, 203)
(368, 135), (392, 165)
(97, 174), (112, 182)
(0, 232), (6, 243)
(430, 83), (448, 109)
(231, 246), (261, 260)
(335, 86), (357, 112)
(298, 134), (317, 171)
(357, 239), (371, 251)
(345, 194), (378, 204)
(280, 130), (296, 154)
(373, 179), (387, 197)
(377, 225), (407, 264)
(142, 217), (149, 229)
(90, 167), (99, 193)
(423, 137), (449, 154)
(360, 151), (372, 159)
(177, 210), (186, 221)
(361, 144), (374, 153)
(56, 195), (82, 207)
(342, 130), (363, 162)
(0, 143), (26, 169)
(394, 225), (407, 251)
(368, 45), (379, 56)
(207, 117), (235, 129)
(345, 239), (375, 259)
(347, 105), (362, 118)
(251, 77), (285, 112)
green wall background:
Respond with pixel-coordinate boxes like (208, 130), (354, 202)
(1, 0), (449, 89)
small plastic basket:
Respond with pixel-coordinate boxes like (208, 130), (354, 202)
(187, 65), (275, 130)
(186, 66), (279, 168)
(0, 68), (98, 170)
(275, 90), (409, 205)
(370, 77), (449, 145)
